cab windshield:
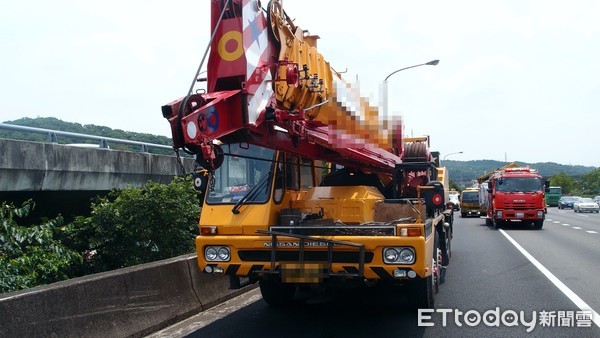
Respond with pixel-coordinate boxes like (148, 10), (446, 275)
(548, 187), (562, 194)
(206, 144), (275, 205)
(461, 191), (479, 203)
(496, 177), (543, 193)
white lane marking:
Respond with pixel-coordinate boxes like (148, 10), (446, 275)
(587, 231), (598, 234)
(499, 230), (600, 328)
(572, 227), (583, 230)
(553, 221), (561, 224)
(562, 224), (570, 226)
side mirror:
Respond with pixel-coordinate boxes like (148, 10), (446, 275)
(192, 169), (210, 205)
(423, 181), (445, 217)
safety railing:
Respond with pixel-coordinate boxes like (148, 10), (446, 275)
(0, 123), (173, 153)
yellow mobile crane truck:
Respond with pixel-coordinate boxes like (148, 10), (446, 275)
(162, 0), (453, 308)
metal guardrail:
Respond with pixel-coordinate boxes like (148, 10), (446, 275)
(0, 123), (173, 153)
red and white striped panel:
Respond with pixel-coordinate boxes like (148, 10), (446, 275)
(242, 0), (273, 124)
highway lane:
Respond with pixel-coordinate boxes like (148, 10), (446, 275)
(150, 213), (600, 338)
(501, 208), (600, 318)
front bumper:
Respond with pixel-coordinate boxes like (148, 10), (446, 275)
(496, 209), (545, 221)
(196, 231), (432, 282)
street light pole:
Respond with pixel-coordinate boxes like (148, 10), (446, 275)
(443, 151), (463, 161)
(382, 59), (439, 122)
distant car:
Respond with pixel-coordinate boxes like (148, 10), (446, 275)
(449, 194), (460, 210)
(595, 196), (600, 205)
(558, 196), (580, 209)
(574, 198), (600, 213)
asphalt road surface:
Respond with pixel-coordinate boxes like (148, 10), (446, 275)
(150, 208), (600, 338)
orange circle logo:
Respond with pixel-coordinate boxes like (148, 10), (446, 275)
(217, 31), (243, 62)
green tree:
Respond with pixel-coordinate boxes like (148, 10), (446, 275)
(0, 201), (82, 293)
(449, 179), (462, 193)
(65, 177), (201, 274)
(579, 168), (600, 196)
(550, 172), (579, 195)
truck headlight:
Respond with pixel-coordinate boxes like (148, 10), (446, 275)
(399, 248), (415, 263)
(205, 246), (230, 262)
(384, 248), (399, 262)
(383, 247), (415, 264)
(217, 247), (230, 261)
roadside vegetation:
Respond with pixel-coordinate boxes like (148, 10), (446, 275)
(550, 169), (600, 197)
(0, 177), (200, 294)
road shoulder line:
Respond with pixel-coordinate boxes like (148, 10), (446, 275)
(499, 229), (600, 328)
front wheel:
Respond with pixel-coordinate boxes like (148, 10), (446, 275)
(259, 279), (296, 307)
(493, 218), (502, 229)
(407, 275), (435, 309)
(533, 220), (543, 230)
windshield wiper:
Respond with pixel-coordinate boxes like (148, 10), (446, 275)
(231, 170), (273, 214)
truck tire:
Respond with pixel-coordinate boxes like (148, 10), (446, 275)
(533, 220), (543, 230)
(408, 275), (435, 309)
(440, 228), (450, 284)
(433, 231), (440, 293)
(259, 279), (295, 306)
(493, 218), (502, 229)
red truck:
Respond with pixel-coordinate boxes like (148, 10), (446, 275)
(484, 166), (548, 229)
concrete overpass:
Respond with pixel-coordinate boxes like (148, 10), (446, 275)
(0, 123), (197, 192)
(0, 124), (196, 220)
(0, 138), (195, 191)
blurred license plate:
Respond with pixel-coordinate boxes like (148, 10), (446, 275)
(515, 212), (524, 218)
(281, 262), (324, 283)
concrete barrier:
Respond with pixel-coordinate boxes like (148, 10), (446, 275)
(0, 254), (256, 338)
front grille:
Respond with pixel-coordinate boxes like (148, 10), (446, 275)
(238, 250), (374, 263)
(269, 225), (395, 236)
(505, 202), (536, 209)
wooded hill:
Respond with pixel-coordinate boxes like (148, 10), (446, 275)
(2, 117), (596, 185)
(1, 117), (173, 155)
(443, 159), (595, 187)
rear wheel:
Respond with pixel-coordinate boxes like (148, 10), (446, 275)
(433, 231), (440, 293)
(259, 279), (296, 306)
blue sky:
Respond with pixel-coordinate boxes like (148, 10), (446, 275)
(1, 0), (599, 167)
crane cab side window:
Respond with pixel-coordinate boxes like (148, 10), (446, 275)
(300, 158), (315, 189)
(274, 155), (284, 203)
(286, 154), (300, 190)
